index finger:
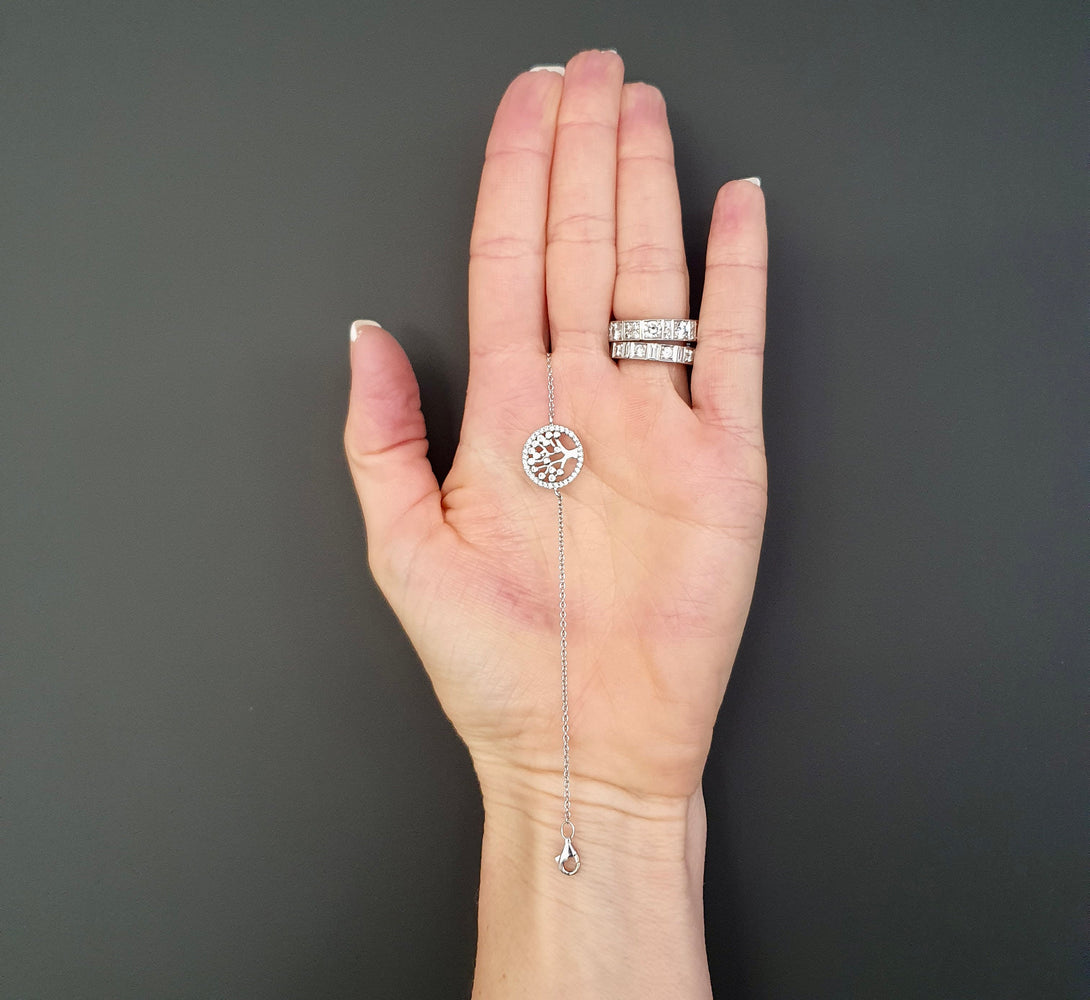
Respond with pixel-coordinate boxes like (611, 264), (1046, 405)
(464, 68), (563, 445)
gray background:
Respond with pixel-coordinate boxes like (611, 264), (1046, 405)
(2, 1), (1085, 997)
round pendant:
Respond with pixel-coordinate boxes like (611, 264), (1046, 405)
(522, 423), (584, 489)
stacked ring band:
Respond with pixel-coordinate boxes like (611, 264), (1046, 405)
(608, 319), (697, 343)
(610, 341), (694, 364)
(609, 318), (698, 365)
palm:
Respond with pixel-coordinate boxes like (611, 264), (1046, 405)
(346, 52), (766, 806)
(381, 365), (765, 803)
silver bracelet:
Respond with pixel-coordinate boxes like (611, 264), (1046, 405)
(521, 353), (583, 875)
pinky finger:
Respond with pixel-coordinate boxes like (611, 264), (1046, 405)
(690, 178), (767, 441)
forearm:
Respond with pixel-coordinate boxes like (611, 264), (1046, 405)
(471, 768), (712, 1000)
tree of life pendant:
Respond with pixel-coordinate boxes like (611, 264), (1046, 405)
(521, 424), (584, 490)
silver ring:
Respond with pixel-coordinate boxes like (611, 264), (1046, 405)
(611, 341), (694, 365)
(608, 318), (697, 343)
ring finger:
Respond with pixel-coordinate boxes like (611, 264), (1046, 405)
(612, 82), (690, 403)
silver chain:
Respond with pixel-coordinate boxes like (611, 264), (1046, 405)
(547, 353), (578, 874)
(557, 480), (570, 828)
(546, 351), (557, 424)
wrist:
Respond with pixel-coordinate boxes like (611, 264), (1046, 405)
(471, 764), (712, 999)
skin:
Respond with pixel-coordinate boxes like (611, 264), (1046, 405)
(345, 49), (767, 999)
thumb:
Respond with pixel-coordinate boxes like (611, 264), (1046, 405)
(344, 320), (444, 588)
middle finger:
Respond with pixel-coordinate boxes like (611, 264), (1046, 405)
(546, 49), (625, 368)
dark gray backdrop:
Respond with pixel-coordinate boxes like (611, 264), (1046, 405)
(2, 2), (1085, 997)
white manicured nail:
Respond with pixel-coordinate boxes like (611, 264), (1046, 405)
(529, 64), (565, 75)
(350, 319), (382, 342)
(741, 176), (762, 188)
(600, 48), (619, 54)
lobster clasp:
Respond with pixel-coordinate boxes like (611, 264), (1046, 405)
(555, 829), (580, 876)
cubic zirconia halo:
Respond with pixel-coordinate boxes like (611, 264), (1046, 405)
(522, 424), (584, 489)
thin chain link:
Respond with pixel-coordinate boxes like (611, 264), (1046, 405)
(546, 351), (556, 424)
(544, 352), (579, 874)
(557, 487), (571, 827)
(547, 353), (571, 830)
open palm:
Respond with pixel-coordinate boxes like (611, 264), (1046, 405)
(346, 51), (766, 816)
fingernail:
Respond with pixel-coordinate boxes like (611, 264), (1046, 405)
(350, 319), (382, 343)
(600, 48), (619, 54)
(741, 176), (762, 188)
(529, 64), (565, 75)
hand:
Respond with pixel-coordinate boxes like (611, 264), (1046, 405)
(345, 49), (766, 997)
(346, 48), (765, 810)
